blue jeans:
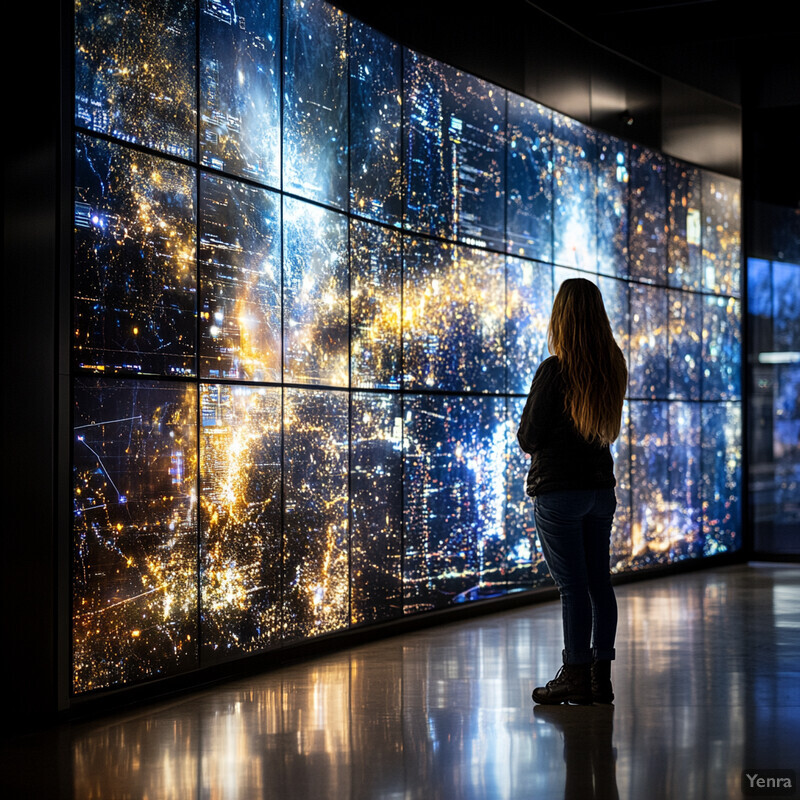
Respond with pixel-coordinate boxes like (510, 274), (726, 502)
(533, 488), (618, 665)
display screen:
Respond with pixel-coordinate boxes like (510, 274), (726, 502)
(199, 174), (281, 382)
(72, 379), (198, 693)
(402, 237), (505, 393)
(629, 144), (667, 284)
(72, 0), (743, 693)
(404, 51), (506, 250)
(75, 0), (196, 159)
(200, 0), (280, 184)
(283, 0), (348, 209)
(74, 134), (197, 377)
(200, 384), (282, 659)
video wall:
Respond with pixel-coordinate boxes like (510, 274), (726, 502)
(71, 0), (742, 693)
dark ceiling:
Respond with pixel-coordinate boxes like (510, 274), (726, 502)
(527, 0), (799, 108)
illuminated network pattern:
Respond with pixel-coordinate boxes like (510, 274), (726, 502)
(701, 403), (742, 554)
(75, 0), (196, 159)
(610, 401), (632, 570)
(630, 284), (668, 399)
(668, 290), (702, 400)
(72, 379), (198, 693)
(283, 0), (348, 209)
(74, 134), (197, 376)
(702, 173), (742, 297)
(350, 393), (403, 624)
(283, 388), (349, 640)
(596, 133), (629, 279)
(350, 20), (402, 226)
(200, 0), (280, 184)
(350, 220), (402, 390)
(668, 160), (702, 291)
(668, 402), (702, 558)
(702, 295), (742, 400)
(403, 394), (507, 612)
(405, 50), (506, 250)
(71, 0), (745, 694)
(199, 174), (281, 382)
(629, 145), (667, 284)
(552, 113), (596, 271)
(630, 401), (672, 564)
(283, 197), (349, 386)
(200, 384), (282, 659)
(403, 238), (505, 393)
(505, 397), (551, 589)
(506, 258), (553, 396)
(599, 275), (631, 380)
(506, 95), (553, 262)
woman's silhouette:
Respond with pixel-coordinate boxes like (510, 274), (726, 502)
(518, 278), (627, 704)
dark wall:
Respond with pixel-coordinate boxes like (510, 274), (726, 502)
(4, 7), (62, 727)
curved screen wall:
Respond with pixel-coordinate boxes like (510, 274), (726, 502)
(71, 0), (742, 694)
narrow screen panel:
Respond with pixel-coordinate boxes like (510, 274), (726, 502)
(629, 144), (667, 284)
(630, 284), (668, 399)
(702, 295), (742, 401)
(598, 275), (631, 387)
(610, 400), (632, 571)
(349, 19), (402, 226)
(350, 220), (401, 390)
(668, 289), (702, 400)
(667, 160), (702, 291)
(74, 134), (197, 376)
(351, 393), (402, 624)
(403, 394), (507, 612)
(283, 388), (349, 640)
(72, 379), (198, 693)
(701, 402), (742, 554)
(596, 132), (629, 279)
(505, 397), (552, 591)
(702, 172), (741, 297)
(200, 384), (282, 660)
(552, 113), (596, 271)
(506, 257), (553, 396)
(630, 400), (670, 568)
(283, 0), (348, 208)
(283, 197), (349, 387)
(404, 50), (506, 250)
(668, 402), (702, 558)
(75, 0), (196, 159)
(506, 94), (553, 262)
(199, 174), (281, 382)
(200, 0), (280, 184)
(403, 237), (505, 393)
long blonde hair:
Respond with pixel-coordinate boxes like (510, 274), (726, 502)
(548, 278), (627, 445)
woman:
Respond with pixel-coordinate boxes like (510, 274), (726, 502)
(518, 278), (627, 705)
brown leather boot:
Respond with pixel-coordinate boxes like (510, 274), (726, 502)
(591, 659), (614, 703)
(532, 663), (592, 705)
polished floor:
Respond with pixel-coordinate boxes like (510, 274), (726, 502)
(6, 563), (800, 799)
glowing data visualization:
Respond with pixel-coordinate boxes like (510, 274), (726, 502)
(72, 0), (742, 693)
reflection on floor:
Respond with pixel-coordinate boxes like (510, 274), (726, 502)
(6, 563), (800, 799)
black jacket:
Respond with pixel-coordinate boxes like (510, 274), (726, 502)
(517, 356), (616, 497)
